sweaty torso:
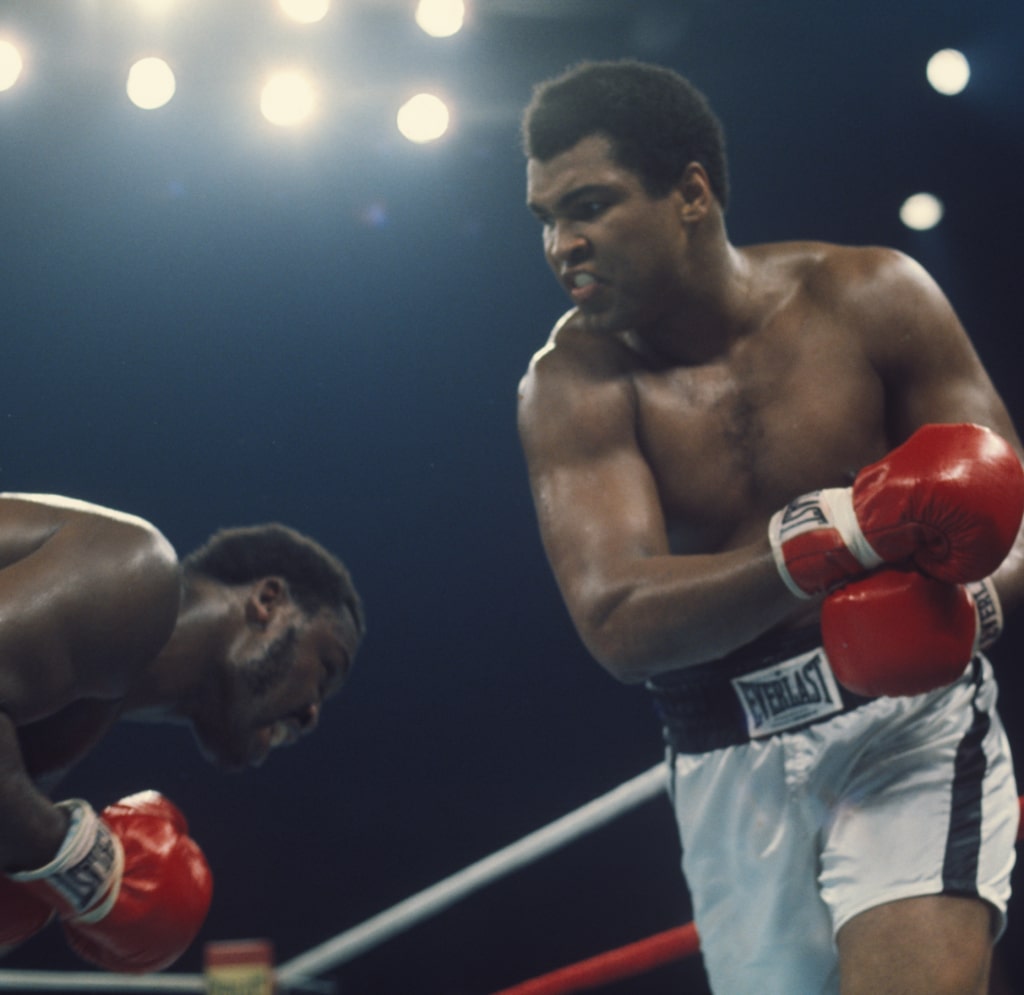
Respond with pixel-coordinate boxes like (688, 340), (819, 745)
(568, 243), (893, 554)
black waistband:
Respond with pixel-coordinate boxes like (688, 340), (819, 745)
(646, 626), (876, 753)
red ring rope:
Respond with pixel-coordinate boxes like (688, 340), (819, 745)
(491, 796), (1024, 995)
(490, 923), (699, 995)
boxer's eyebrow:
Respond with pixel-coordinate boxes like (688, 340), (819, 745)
(528, 184), (618, 221)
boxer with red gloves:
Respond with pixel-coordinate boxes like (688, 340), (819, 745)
(519, 60), (1024, 995)
(0, 494), (364, 971)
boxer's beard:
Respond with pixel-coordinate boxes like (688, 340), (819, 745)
(242, 625), (298, 696)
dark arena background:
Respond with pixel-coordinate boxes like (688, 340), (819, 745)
(1, 1), (1023, 992)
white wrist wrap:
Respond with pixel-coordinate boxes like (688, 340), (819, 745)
(768, 488), (884, 598)
(9, 799), (123, 919)
(818, 488), (884, 570)
(967, 576), (1003, 652)
(767, 513), (815, 599)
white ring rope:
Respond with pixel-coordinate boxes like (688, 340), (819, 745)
(276, 762), (667, 988)
(0, 970), (204, 992)
(0, 762), (668, 993)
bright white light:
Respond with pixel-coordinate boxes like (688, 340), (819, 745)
(279, 0), (330, 24)
(396, 93), (450, 143)
(0, 39), (24, 92)
(126, 57), (176, 110)
(415, 0), (465, 38)
(133, 0), (176, 14)
(261, 71), (317, 127)
(900, 193), (944, 231)
(926, 49), (970, 96)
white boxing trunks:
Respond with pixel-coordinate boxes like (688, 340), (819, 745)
(646, 629), (1018, 995)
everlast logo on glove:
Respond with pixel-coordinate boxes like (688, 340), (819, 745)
(776, 492), (831, 538)
(58, 830), (117, 910)
(13, 800), (122, 916)
(967, 578), (1003, 650)
(731, 651), (844, 738)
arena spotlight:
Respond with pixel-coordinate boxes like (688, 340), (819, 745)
(133, 0), (176, 13)
(415, 0), (466, 38)
(260, 70), (317, 126)
(926, 48), (970, 96)
(900, 192), (944, 231)
(279, 0), (330, 25)
(0, 38), (24, 92)
(126, 57), (176, 110)
(396, 92), (450, 143)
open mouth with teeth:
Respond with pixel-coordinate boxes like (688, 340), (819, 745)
(567, 271), (601, 304)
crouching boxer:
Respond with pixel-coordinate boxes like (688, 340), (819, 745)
(0, 494), (365, 972)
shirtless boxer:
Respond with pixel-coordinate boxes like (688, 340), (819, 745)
(0, 493), (364, 973)
(517, 60), (1024, 994)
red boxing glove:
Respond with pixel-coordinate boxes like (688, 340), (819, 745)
(770, 423), (1024, 597)
(0, 876), (54, 956)
(821, 569), (1001, 697)
(11, 791), (213, 973)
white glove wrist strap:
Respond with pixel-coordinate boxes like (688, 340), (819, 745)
(819, 488), (884, 570)
(769, 488), (883, 599)
(9, 799), (122, 918)
(968, 576), (1003, 652)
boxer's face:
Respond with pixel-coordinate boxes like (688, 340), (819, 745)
(193, 607), (351, 771)
(526, 133), (690, 337)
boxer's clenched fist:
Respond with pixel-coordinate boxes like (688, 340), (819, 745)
(770, 423), (1024, 598)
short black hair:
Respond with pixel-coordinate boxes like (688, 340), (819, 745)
(522, 59), (729, 207)
(183, 524), (365, 647)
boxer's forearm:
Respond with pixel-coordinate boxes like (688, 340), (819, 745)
(0, 715), (68, 872)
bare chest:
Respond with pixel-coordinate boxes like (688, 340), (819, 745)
(632, 329), (886, 551)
